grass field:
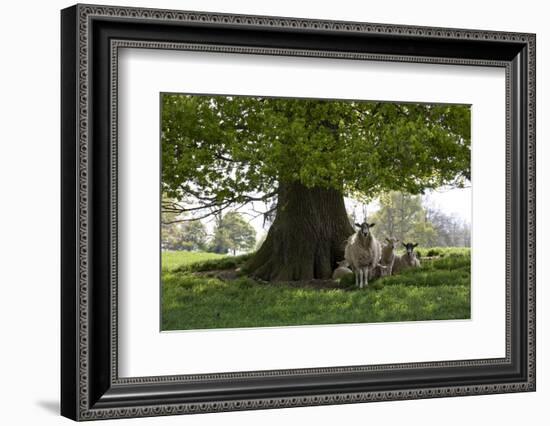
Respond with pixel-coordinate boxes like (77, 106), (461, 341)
(161, 251), (227, 272)
(161, 248), (471, 331)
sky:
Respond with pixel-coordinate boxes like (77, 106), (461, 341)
(423, 186), (472, 224)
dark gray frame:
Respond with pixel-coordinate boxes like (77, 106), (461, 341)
(61, 3), (536, 421)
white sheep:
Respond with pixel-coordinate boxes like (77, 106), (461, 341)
(344, 222), (381, 288)
(332, 260), (353, 280)
(392, 242), (421, 274)
(372, 237), (399, 278)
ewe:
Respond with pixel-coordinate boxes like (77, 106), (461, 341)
(344, 222), (381, 288)
(392, 242), (421, 274)
(332, 260), (353, 280)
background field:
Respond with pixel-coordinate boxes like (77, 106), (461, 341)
(161, 248), (470, 330)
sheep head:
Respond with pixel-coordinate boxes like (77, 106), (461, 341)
(402, 242), (419, 257)
(355, 221), (375, 238)
(385, 237), (399, 248)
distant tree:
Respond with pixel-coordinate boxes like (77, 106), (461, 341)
(162, 220), (208, 251)
(209, 212), (256, 255)
(411, 220), (439, 247)
(208, 214), (232, 254)
(425, 207), (471, 247)
(370, 191), (471, 247)
(370, 192), (437, 246)
(461, 223), (471, 247)
(161, 197), (207, 251)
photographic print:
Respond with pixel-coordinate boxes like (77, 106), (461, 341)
(61, 5), (536, 418)
(160, 94), (472, 331)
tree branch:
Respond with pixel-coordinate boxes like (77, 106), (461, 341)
(162, 191), (277, 222)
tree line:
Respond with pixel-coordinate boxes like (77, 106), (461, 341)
(367, 191), (470, 247)
(162, 208), (256, 255)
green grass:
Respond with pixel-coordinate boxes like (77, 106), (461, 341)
(161, 249), (471, 331)
(173, 253), (253, 274)
(412, 246), (470, 258)
(161, 251), (227, 272)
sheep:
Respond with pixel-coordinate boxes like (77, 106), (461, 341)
(332, 260), (353, 280)
(392, 242), (421, 274)
(372, 237), (399, 278)
(344, 221), (382, 288)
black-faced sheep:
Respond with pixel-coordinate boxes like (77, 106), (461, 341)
(344, 222), (382, 288)
(392, 242), (421, 274)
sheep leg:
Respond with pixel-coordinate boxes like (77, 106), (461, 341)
(363, 267), (369, 288)
(355, 268), (359, 287)
(358, 269), (364, 289)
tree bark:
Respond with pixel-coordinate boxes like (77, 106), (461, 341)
(245, 182), (354, 281)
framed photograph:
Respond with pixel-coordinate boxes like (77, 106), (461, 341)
(61, 4), (536, 421)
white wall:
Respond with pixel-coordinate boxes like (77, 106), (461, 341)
(0, 0), (546, 424)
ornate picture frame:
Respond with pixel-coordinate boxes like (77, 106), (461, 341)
(61, 4), (535, 421)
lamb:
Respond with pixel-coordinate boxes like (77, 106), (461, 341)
(332, 260), (353, 280)
(372, 237), (399, 278)
(392, 242), (421, 274)
(344, 222), (382, 288)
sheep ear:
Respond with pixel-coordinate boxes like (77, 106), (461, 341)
(413, 243), (419, 247)
(386, 237), (391, 243)
(354, 223), (361, 228)
(369, 222), (375, 227)
(402, 243), (407, 248)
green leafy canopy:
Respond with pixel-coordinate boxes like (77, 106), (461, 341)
(162, 94), (470, 208)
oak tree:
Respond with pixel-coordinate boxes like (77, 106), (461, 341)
(162, 94), (470, 281)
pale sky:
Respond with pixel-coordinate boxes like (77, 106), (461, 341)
(423, 187), (472, 225)
(347, 187), (472, 225)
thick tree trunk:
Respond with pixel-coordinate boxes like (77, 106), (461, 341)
(245, 182), (354, 281)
